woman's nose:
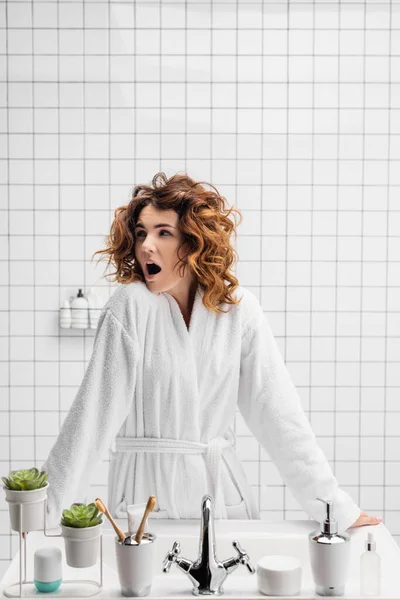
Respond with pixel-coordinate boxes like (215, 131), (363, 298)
(142, 237), (156, 252)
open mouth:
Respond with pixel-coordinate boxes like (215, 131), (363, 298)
(145, 262), (162, 276)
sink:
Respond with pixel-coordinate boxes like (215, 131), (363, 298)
(99, 518), (400, 598)
(101, 520), (311, 581)
(1, 518), (399, 598)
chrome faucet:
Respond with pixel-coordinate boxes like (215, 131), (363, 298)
(162, 494), (255, 595)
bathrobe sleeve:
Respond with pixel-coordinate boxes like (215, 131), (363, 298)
(238, 302), (361, 532)
(40, 308), (140, 529)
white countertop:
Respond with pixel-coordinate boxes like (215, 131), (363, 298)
(0, 518), (397, 599)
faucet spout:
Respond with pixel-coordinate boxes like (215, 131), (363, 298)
(197, 494), (218, 570)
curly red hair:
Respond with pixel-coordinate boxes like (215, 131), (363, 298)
(92, 172), (244, 313)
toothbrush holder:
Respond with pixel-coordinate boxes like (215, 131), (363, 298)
(114, 532), (157, 597)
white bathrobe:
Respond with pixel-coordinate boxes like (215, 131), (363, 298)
(41, 281), (361, 531)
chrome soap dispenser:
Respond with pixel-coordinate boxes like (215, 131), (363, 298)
(308, 497), (351, 597)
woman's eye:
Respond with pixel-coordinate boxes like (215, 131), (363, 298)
(136, 230), (170, 238)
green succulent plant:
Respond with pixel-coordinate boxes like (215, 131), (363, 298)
(2, 468), (48, 491)
(61, 503), (103, 528)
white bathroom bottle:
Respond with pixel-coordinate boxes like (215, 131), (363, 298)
(308, 498), (351, 596)
(70, 289), (89, 329)
(87, 287), (102, 330)
(360, 532), (381, 596)
(59, 298), (72, 328)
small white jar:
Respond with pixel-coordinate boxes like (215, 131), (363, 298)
(257, 555), (302, 596)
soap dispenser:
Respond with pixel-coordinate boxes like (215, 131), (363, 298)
(70, 288), (89, 329)
(308, 497), (351, 597)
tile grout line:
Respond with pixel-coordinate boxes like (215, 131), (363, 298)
(382, 0), (393, 523)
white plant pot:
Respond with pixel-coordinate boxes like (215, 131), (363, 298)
(4, 483), (49, 533)
(61, 523), (102, 568)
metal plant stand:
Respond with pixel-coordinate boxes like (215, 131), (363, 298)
(3, 498), (103, 598)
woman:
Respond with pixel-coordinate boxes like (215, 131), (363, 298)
(42, 172), (381, 531)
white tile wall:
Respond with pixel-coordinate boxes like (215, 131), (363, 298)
(1, 0), (400, 578)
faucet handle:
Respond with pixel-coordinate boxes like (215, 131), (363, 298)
(232, 540), (255, 574)
(162, 541), (181, 573)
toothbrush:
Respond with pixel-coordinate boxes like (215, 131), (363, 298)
(95, 497), (126, 543)
(134, 496), (157, 544)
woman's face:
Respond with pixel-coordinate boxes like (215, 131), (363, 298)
(134, 204), (191, 293)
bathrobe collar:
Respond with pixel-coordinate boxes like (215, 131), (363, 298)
(161, 282), (205, 336)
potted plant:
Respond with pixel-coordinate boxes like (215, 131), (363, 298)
(61, 502), (103, 568)
(2, 468), (49, 533)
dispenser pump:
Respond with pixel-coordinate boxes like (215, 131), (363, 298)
(365, 532), (376, 552)
(317, 497), (338, 535)
(77, 289), (84, 298)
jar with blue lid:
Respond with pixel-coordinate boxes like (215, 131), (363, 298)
(34, 546), (63, 593)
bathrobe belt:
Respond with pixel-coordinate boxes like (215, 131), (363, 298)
(114, 436), (232, 518)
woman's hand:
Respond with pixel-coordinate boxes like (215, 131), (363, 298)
(349, 510), (382, 529)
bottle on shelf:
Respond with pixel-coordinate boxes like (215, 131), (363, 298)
(59, 298), (72, 329)
(87, 288), (102, 330)
(70, 289), (89, 329)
